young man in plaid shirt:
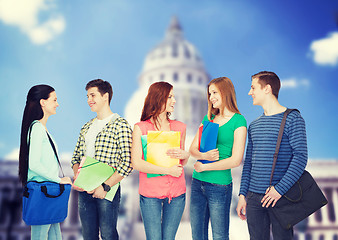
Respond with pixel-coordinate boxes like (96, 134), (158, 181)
(71, 79), (132, 240)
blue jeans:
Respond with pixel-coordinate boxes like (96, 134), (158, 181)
(140, 193), (186, 240)
(31, 223), (62, 240)
(78, 187), (120, 240)
(190, 178), (232, 240)
(246, 191), (294, 240)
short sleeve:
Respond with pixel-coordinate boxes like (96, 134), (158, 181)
(234, 114), (247, 130)
(201, 115), (209, 125)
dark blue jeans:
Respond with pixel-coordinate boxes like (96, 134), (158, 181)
(246, 191), (294, 240)
(140, 193), (186, 240)
(190, 178), (232, 240)
(78, 187), (120, 240)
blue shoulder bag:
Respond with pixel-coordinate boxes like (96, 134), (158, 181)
(22, 123), (71, 225)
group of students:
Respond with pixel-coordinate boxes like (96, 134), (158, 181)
(18, 70), (308, 240)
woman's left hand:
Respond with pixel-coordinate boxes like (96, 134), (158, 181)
(60, 177), (72, 184)
(194, 161), (205, 172)
(167, 148), (190, 160)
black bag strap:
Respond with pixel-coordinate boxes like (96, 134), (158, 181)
(269, 108), (299, 187)
(41, 184), (65, 198)
(46, 132), (65, 177)
(27, 121), (65, 178)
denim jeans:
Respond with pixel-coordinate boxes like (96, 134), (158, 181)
(78, 187), (120, 240)
(140, 193), (185, 240)
(190, 178), (232, 240)
(246, 191), (294, 240)
(31, 223), (62, 240)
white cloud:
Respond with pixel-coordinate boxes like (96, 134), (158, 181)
(281, 78), (310, 89)
(4, 148), (19, 161)
(0, 0), (65, 45)
(310, 32), (338, 66)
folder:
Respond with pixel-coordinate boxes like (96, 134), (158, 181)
(147, 131), (181, 167)
(73, 156), (119, 201)
(198, 121), (219, 164)
(141, 135), (164, 178)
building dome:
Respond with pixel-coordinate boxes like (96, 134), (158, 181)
(125, 16), (209, 136)
(141, 16), (206, 80)
(139, 17), (209, 91)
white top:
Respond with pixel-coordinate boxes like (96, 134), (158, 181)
(85, 114), (114, 158)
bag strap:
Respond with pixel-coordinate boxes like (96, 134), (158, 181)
(28, 121), (65, 178)
(41, 184), (65, 198)
(46, 132), (65, 177)
(269, 108), (299, 187)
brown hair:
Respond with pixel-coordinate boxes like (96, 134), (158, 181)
(141, 81), (173, 130)
(251, 71), (280, 99)
(207, 77), (240, 120)
(86, 79), (113, 104)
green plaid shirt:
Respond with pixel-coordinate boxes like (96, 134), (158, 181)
(71, 114), (133, 177)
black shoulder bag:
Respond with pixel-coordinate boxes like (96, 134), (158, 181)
(269, 109), (328, 230)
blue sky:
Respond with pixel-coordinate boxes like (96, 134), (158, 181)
(0, 0), (337, 160)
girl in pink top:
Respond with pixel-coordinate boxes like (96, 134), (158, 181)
(131, 81), (190, 240)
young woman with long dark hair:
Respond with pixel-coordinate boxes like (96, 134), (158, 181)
(131, 81), (190, 239)
(19, 84), (72, 239)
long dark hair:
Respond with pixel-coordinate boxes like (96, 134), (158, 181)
(19, 85), (55, 185)
(140, 81), (173, 130)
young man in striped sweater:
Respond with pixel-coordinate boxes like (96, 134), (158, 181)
(236, 71), (307, 239)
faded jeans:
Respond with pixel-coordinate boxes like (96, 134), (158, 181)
(31, 223), (62, 240)
(140, 193), (186, 240)
(190, 178), (232, 240)
(78, 187), (120, 240)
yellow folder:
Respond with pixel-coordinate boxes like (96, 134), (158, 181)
(147, 131), (180, 168)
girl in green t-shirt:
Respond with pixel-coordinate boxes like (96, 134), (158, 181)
(189, 77), (247, 240)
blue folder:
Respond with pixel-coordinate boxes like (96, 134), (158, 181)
(198, 121), (219, 164)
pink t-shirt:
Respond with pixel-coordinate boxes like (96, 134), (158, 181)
(135, 119), (186, 201)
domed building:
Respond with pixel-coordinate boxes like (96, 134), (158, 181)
(125, 16), (210, 136)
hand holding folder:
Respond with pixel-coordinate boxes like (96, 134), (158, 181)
(198, 121), (219, 164)
(73, 156), (119, 201)
(147, 131), (181, 167)
(141, 131), (181, 178)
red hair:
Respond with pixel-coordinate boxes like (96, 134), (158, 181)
(207, 77), (240, 120)
(141, 81), (173, 130)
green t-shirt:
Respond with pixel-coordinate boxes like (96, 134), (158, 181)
(193, 113), (247, 185)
